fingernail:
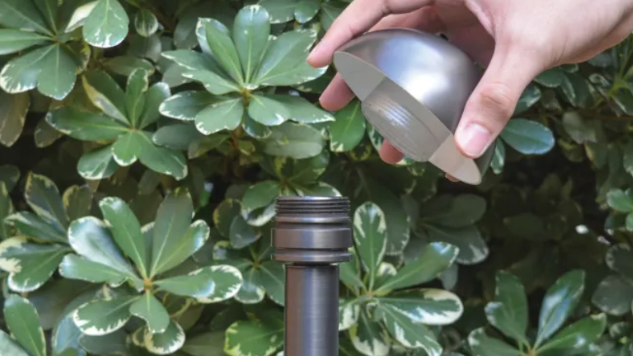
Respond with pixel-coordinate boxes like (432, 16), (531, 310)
(307, 42), (321, 63)
(456, 123), (492, 157)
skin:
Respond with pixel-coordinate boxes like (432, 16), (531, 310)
(306, 0), (633, 181)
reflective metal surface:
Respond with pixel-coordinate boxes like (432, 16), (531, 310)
(273, 196), (353, 356)
(333, 28), (494, 185)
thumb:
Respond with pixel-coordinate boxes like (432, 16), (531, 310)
(455, 47), (545, 158)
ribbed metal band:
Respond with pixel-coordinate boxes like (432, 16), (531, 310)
(273, 196), (353, 263)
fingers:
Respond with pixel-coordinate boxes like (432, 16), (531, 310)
(319, 74), (355, 111)
(307, 0), (433, 67)
(455, 47), (545, 159)
(379, 140), (405, 164)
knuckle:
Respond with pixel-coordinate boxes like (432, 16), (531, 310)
(477, 83), (516, 120)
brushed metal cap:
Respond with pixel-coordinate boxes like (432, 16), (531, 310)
(333, 28), (494, 185)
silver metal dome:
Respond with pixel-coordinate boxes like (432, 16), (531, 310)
(333, 28), (494, 185)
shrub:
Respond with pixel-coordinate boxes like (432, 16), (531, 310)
(0, 0), (631, 356)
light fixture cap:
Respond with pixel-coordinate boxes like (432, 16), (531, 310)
(333, 28), (494, 185)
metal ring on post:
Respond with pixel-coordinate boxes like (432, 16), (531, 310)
(273, 196), (353, 356)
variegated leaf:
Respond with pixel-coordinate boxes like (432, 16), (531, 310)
(377, 289), (463, 325)
(154, 265), (242, 303)
(353, 202), (387, 291)
(73, 296), (137, 336)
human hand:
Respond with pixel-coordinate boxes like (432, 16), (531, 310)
(307, 0), (633, 179)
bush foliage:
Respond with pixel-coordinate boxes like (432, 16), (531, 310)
(0, 0), (632, 356)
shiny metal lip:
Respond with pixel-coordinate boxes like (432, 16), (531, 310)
(333, 28), (494, 185)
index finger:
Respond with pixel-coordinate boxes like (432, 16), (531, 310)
(306, 0), (433, 67)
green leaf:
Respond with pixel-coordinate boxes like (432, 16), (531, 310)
(500, 119), (555, 155)
(606, 244), (633, 277)
(99, 197), (149, 278)
(375, 242), (458, 293)
(234, 5), (271, 83)
(59, 254), (130, 286)
(130, 291), (170, 334)
(151, 189), (205, 276)
(422, 194), (486, 228)
(514, 84), (541, 115)
(81, 70), (128, 123)
(491, 140), (505, 174)
(363, 181), (410, 255)
(112, 131), (140, 166)
(63, 185), (93, 222)
(0, 184), (13, 240)
(379, 303), (442, 356)
(350, 309), (390, 356)
(46, 106), (128, 141)
(102, 55), (155, 77)
(143, 320), (186, 355)
(203, 19), (243, 83)
(230, 215), (259, 248)
(66, 216), (140, 283)
(329, 100), (365, 152)
(260, 260), (284, 305)
(258, 0), (297, 23)
(255, 30), (322, 86)
(195, 98), (244, 135)
(607, 189), (633, 213)
(248, 95), (290, 126)
(0, 330), (29, 356)
(5, 212), (66, 243)
(0, 165), (19, 192)
(224, 320), (284, 356)
(0, 91), (29, 147)
(125, 69), (149, 127)
(37, 45), (78, 100)
(320, 1), (345, 30)
(538, 314), (606, 352)
(295, 0), (320, 23)
(83, 0), (129, 48)
(377, 289), (463, 325)
(159, 91), (217, 121)
(339, 299), (360, 331)
(214, 199), (241, 238)
(592, 275), (633, 316)
(77, 146), (120, 180)
(78, 328), (127, 356)
(182, 331), (225, 356)
(0, 29), (48, 56)
(242, 181), (279, 213)
(485, 272), (528, 344)
(426, 225), (488, 265)
(353, 202), (387, 290)
(0, 45), (51, 95)
(34, 119), (62, 148)
(233, 262), (265, 304)
(468, 328), (521, 356)
(536, 270), (586, 347)
(562, 112), (599, 144)
(154, 265), (242, 302)
(273, 95), (334, 124)
(0, 0), (51, 35)
(128, 33), (160, 62)
(135, 9), (158, 37)
(180, 68), (241, 96)
(134, 131), (188, 179)
(73, 296), (136, 336)
(4, 295), (46, 356)
(535, 68), (565, 88)
(264, 122), (324, 159)
(0, 237), (68, 292)
(25, 171), (68, 229)
(139, 82), (170, 128)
